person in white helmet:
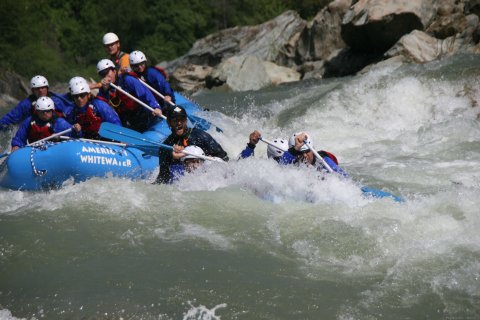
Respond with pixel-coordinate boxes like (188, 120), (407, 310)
(0, 75), (74, 131)
(240, 130), (347, 175)
(11, 97), (72, 151)
(239, 130), (288, 162)
(102, 32), (130, 74)
(129, 50), (175, 108)
(96, 58), (163, 132)
(68, 77), (122, 139)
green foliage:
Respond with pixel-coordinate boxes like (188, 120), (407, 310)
(0, 0), (330, 84)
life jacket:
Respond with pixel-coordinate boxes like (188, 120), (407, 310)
(27, 115), (56, 143)
(75, 104), (103, 138)
(107, 76), (139, 114)
(319, 150), (339, 165)
(114, 51), (128, 73)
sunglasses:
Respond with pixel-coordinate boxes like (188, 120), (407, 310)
(131, 62), (145, 69)
(98, 68), (113, 78)
(73, 92), (89, 99)
(39, 110), (53, 114)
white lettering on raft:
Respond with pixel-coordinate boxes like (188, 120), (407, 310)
(79, 155), (132, 167)
(81, 146), (118, 155)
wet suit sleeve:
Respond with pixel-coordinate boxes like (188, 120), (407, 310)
(239, 143), (255, 159)
(189, 128), (229, 161)
(156, 135), (175, 184)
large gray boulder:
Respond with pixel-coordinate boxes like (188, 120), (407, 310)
(206, 55), (300, 92)
(168, 10), (306, 92)
(297, 0), (351, 63)
(167, 11), (306, 71)
(384, 29), (464, 62)
(341, 0), (437, 53)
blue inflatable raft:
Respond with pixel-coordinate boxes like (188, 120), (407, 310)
(0, 92), (211, 190)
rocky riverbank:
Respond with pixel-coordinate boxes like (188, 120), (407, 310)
(165, 0), (480, 93)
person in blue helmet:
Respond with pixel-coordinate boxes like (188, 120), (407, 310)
(155, 105), (228, 184)
(0, 75), (74, 131)
(129, 50), (175, 108)
(68, 77), (122, 139)
(96, 59), (163, 133)
(11, 97), (73, 152)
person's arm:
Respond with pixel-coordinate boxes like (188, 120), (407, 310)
(191, 129), (229, 161)
(155, 137), (175, 184)
(54, 118), (74, 137)
(11, 118), (31, 148)
(125, 76), (161, 110)
(95, 100), (122, 126)
(239, 130), (261, 159)
(0, 98), (32, 129)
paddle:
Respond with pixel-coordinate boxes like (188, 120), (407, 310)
(0, 127), (73, 160)
(59, 136), (127, 147)
(110, 83), (166, 118)
(136, 79), (222, 132)
(99, 122), (224, 162)
(27, 128), (73, 146)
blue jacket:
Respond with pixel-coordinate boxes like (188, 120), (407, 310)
(69, 98), (122, 138)
(138, 67), (175, 107)
(239, 143), (256, 159)
(0, 92), (74, 130)
(97, 74), (161, 132)
(11, 115), (72, 148)
(279, 150), (348, 177)
(97, 74), (160, 111)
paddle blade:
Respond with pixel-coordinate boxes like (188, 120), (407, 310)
(361, 186), (404, 202)
(99, 123), (159, 147)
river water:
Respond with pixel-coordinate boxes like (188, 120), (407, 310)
(0, 54), (479, 319)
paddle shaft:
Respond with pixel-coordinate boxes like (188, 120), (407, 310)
(99, 123), (223, 163)
(261, 136), (333, 173)
(303, 140), (333, 173)
(138, 79), (175, 107)
(260, 137), (287, 152)
(27, 128), (73, 146)
(59, 136), (127, 147)
(110, 83), (167, 119)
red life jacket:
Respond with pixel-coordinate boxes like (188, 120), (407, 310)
(75, 104), (103, 138)
(28, 117), (55, 143)
(108, 82), (139, 114)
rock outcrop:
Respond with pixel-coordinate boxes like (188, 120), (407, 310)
(162, 0), (480, 93)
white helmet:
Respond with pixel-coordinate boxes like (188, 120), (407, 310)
(70, 77), (90, 95)
(35, 97), (55, 111)
(30, 75), (49, 89)
(96, 59), (115, 73)
(267, 138), (288, 159)
(288, 132), (313, 153)
(102, 32), (119, 45)
(68, 76), (84, 91)
(129, 50), (147, 65)
(181, 145), (205, 161)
